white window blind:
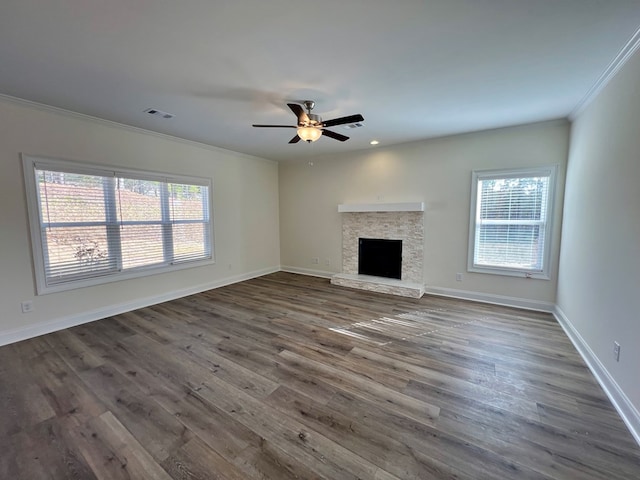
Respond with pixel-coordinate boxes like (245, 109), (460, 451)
(23, 156), (213, 293)
(468, 166), (556, 278)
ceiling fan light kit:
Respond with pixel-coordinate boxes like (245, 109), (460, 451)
(252, 100), (364, 144)
(297, 126), (322, 142)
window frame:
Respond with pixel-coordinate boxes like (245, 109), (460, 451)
(22, 154), (215, 295)
(467, 165), (557, 280)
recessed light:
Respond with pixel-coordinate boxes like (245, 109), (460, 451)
(370, 140), (379, 145)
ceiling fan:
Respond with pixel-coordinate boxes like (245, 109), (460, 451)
(252, 101), (364, 144)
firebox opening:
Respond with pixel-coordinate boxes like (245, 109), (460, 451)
(358, 238), (402, 280)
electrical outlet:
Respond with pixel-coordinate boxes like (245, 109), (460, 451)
(613, 341), (621, 362)
(455, 273), (463, 282)
(312, 257), (320, 265)
(21, 300), (34, 313)
(324, 258), (331, 266)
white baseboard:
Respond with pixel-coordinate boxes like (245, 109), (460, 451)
(0, 266), (279, 347)
(554, 306), (640, 446)
(424, 285), (555, 312)
(280, 265), (334, 279)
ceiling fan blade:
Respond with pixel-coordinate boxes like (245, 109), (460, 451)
(289, 135), (301, 144)
(252, 124), (296, 128)
(287, 103), (310, 125)
(322, 129), (349, 142)
(321, 114), (364, 128)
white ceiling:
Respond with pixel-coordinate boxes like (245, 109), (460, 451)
(1, 1), (640, 162)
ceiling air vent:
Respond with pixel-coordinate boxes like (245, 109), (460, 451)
(144, 108), (175, 119)
(343, 122), (363, 129)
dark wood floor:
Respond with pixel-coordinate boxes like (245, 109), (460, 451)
(1, 272), (639, 479)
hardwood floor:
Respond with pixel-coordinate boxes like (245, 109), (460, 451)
(1, 272), (639, 479)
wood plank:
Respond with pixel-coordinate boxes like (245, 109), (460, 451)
(28, 350), (106, 420)
(265, 385), (469, 480)
(161, 436), (247, 480)
(214, 335), (341, 404)
(277, 349), (441, 426)
(87, 411), (174, 479)
(44, 329), (105, 372)
(79, 363), (193, 462)
(71, 326), (263, 460)
(0, 346), (57, 436)
(189, 372), (401, 480)
(326, 388), (557, 480)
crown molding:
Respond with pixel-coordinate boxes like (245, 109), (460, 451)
(570, 26), (640, 120)
(0, 94), (275, 164)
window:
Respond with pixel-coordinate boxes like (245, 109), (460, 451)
(468, 166), (557, 279)
(23, 155), (213, 294)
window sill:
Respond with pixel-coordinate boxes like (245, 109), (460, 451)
(37, 257), (215, 295)
(467, 266), (550, 280)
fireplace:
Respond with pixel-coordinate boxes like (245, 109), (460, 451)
(358, 238), (402, 279)
(332, 202), (425, 298)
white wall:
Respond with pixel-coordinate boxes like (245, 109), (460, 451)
(0, 97), (280, 343)
(557, 49), (640, 424)
(279, 120), (569, 307)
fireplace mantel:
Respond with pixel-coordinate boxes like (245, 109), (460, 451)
(338, 202), (424, 213)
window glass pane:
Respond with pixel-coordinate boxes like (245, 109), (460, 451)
(44, 225), (114, 282)
(169, 183), (208, 220)
(116, 178), (163, 222)
(478, 177), (548, 221)
(38, 171), (107, 223)
(173, 223), (207, 262)
(475, 224), (543, 270)
(120, 224), (166, 269)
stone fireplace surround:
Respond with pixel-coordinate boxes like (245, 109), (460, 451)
(331, 202), (425, 298)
